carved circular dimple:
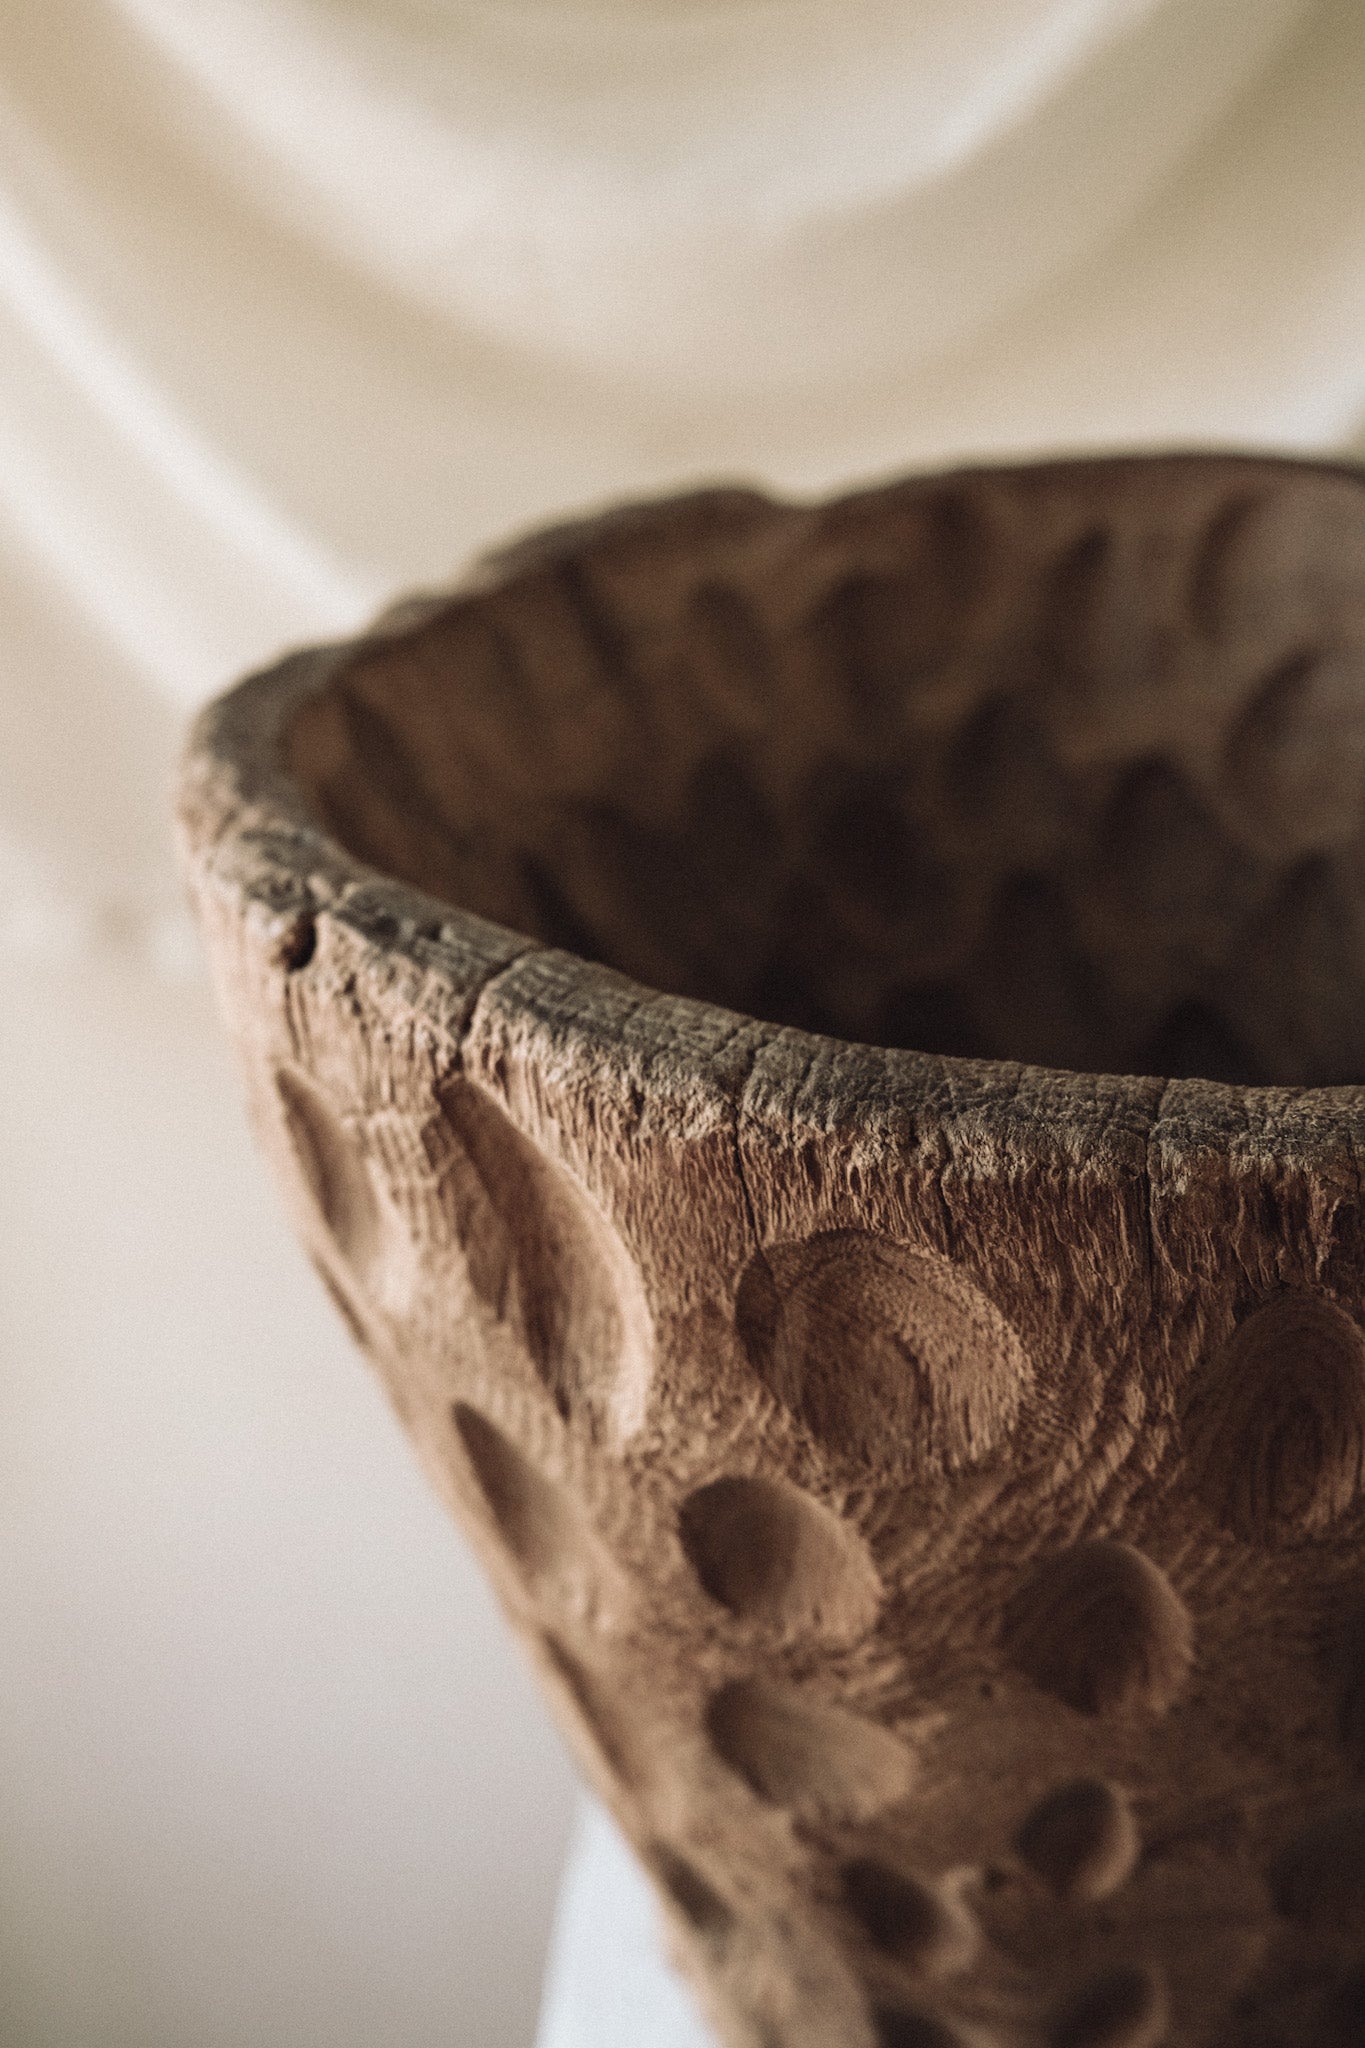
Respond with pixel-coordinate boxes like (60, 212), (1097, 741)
(1050, 1965), (1167, 2048)
(704, 1678), (916, 1826)
(438, 1078), (654, 1441)
(1269, 1802), (1365, 1931)
(677, 1474), (882, 1642)
(840, 1859), (977, 1978)
(453, 1403), (625, 1626)
(275, 1065), (384, 1283)
(1186, 1292), (1365, 1540)
(645, 1843), (734, 1944)
(1015, 1779), (1140, 1903)
(1004, 1541), (1193, 1718)
(736, 1231), (1030, 1478)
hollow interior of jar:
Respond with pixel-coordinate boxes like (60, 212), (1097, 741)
(286, 463), (1365, 1086)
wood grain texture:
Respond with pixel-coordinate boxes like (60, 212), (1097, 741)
(178, 453), (1365, 2047)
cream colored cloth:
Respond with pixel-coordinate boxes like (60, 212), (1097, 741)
(5, 0), (1365, 968)
(3, 5), (1365, 2045)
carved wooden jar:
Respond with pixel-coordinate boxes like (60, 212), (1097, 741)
(179, 455), (1365, 2048)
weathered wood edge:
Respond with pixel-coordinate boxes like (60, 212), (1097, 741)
(177, 453), (1365, 1198)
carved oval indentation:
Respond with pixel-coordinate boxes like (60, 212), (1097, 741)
(453, 1403), (625, 1626)
(1186, 1293), (1365, 1539)
(705, 1678), (915, 1826)
(645, 1843), (734, 1945)
(1189, 477), (1365, 646)
(1270, 1802), (1365, 1931)
(1004, 1542), (1193, 1718)
(736, 1232), (1029, 1478)
(1096, 758), (1257, 970)
(686, 581), (776, 733)
(809, 505), (983, 738)
(677, 1474), (881, 1641)
(1016, 1779), (1139, 1903)
(438, 1079), (653, 1441)
(275, 1065), (385, 1283)
(1224, 647), (1365, 858)
(1051, 1965), (1166, 2048)
(803, 760), (964, 961)
(840, 1859), (977, 1978)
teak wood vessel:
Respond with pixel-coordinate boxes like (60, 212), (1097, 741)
(180, 453), (1365, 2048)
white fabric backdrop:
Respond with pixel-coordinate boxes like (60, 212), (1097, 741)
(2, 4), (1364, 2044)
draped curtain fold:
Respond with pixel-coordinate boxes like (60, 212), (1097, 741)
(2, 0), (1363, 950)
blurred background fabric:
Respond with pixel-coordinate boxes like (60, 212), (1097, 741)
(2, 2), (1364, 2043)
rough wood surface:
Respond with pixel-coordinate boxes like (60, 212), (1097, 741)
(178, 453), (1365, 2048)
